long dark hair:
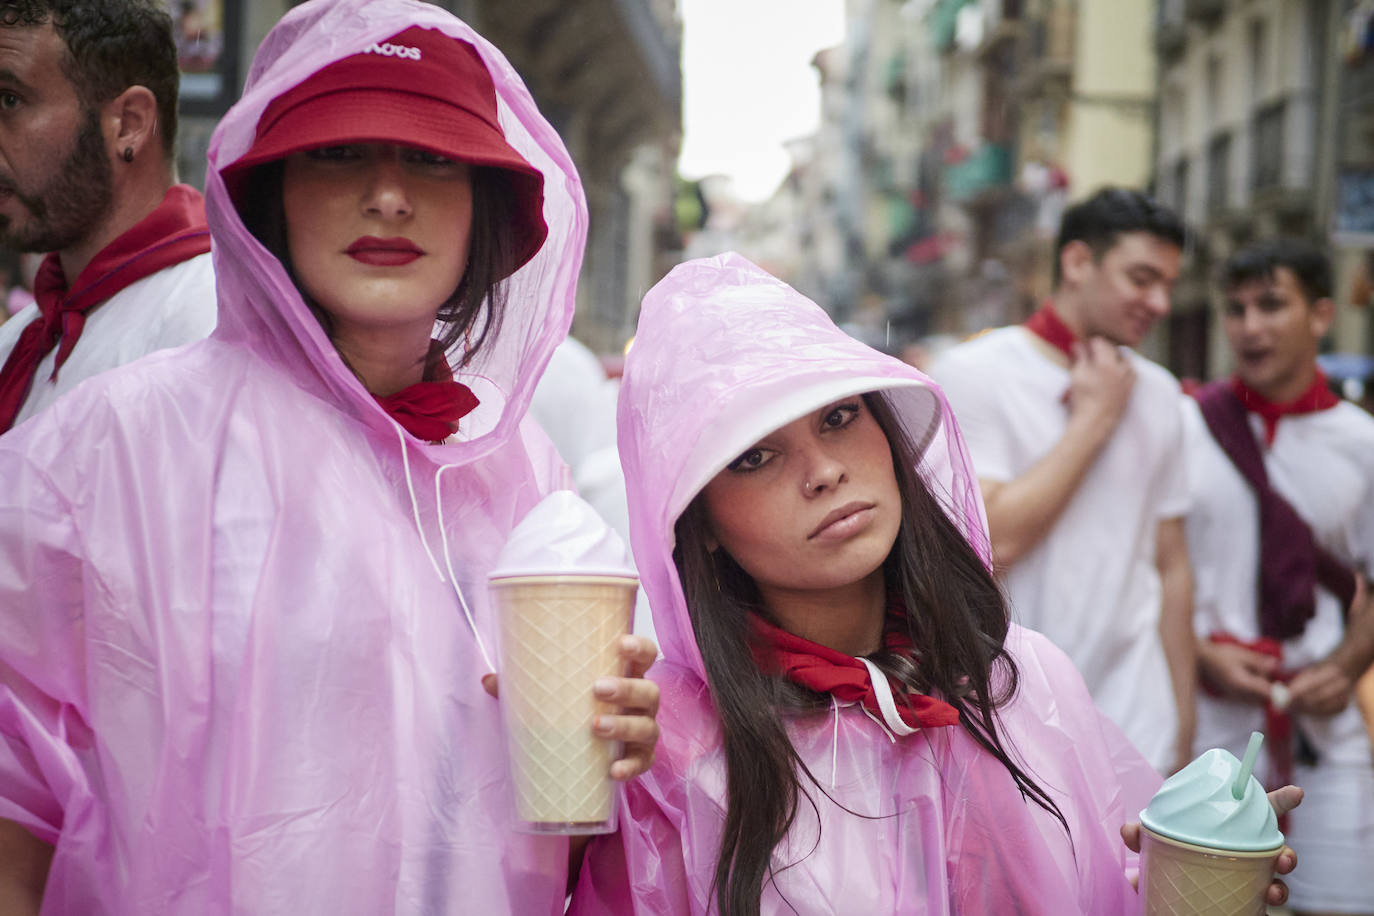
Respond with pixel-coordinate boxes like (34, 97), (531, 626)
(235, 160), (522, 370)
(672, 392), (1068, 916)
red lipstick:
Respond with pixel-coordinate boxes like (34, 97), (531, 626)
(346, 236), (423, 266)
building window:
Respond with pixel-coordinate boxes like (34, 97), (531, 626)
(1205, 54), (1223, 125)
(1252, 100), (1286, 190)
(1207, 132), (1231, 214)
(1168, 306), (1211, 382)
(1248, 18), (1267, 104)
(1173, 157), (1191, 219)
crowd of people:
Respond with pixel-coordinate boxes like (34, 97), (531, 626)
(0, 0), (1367, 914)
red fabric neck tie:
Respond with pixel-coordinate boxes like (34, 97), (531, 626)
(372, 341), (479, 443)
(0, 184), (211, 433)
(748, 605), (961, 733)
(1204, 632), (1295, 831)
(1229, 372), (1339, 447)
(1023, 301), (1080, 361)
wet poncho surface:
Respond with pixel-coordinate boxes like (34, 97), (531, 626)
(0, 0), (587, 911)
(571, 253), (1161, 915)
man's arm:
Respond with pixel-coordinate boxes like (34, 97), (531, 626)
(1156, 516), (1196, 773)
(980, 338), (1135, 567)
(1289, 573), (1374, 716)
(0, 818), (52, 915)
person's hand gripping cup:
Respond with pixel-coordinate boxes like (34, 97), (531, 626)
(1135, 732), (1297, 915)
(487, 491), (645, 834)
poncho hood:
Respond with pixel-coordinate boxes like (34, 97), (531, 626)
(574, 254), (1159, 915)
(0, 2), (587, 911)
(206, 0), (585, 465)
(617, 252), (990, 680)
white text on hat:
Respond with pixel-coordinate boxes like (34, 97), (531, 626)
(365, 42), (421, 60)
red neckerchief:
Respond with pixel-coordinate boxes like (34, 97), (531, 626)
(1023, 301), (1079, 361)
(0, 184), (211, 433)
(1204, 632), (1295, 831)
(1230, 371), (1339, 447)
(373, 341), (479, 443)
(748, 603), (961, 732)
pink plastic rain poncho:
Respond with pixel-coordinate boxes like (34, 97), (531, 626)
(571, 254), (1163, 915)
(0, 1), (587, 912)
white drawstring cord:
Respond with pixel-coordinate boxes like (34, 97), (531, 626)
(829, 696), (841, 788)
(860, 658), (919, 738)
(435, 463), (496, 673)
(859, 705), (899, 744)
(396, 423), (447, 582)
(393, 422), (496, 672)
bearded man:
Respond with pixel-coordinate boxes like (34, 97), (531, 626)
(0, 0), (215, 433)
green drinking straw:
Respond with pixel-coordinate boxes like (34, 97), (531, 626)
(1233, 731), (1264, 800)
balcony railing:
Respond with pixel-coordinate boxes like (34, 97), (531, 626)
(1252, 100), (1285, 191)
(1016, 5), (1075, 98)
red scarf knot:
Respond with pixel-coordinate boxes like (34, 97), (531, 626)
(0, 185), (211, 433)
(748, 605), (961, 733)
(372, 341), (479, 443)
(1229, 371), (1338, 446)
(1023, 301), (1080, 361)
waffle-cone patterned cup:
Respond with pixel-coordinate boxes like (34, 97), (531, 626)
(1139, 827), (1280, 915)
(491, 573), (637, 835)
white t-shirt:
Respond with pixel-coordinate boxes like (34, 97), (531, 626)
(0, 252), (216, 430)
(1183, 395), (1374, 909)
(1183, 397), (1374, 766)
(932, 326), (1189, 771)
(529, 338), (655, 642)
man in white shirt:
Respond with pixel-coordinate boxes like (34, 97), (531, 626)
(1184, 238), (1374, 916)
(932, 188), (1195, 774)
(0, 0), (216, 434)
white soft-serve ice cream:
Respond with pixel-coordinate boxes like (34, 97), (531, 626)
(489, 490), (639, 833)
(489, 489), (636, 578)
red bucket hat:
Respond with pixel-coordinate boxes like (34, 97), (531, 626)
(224, 26), (548, 277)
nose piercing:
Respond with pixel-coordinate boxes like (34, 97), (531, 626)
(804, 480), (814, 492)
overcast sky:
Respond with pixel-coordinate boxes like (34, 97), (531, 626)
(677, 0), (846, 201)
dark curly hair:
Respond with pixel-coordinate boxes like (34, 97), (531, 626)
(1053, 187), (1188, 288)
(1, 0), (179, 156)
(1222, 237), (1333, 304)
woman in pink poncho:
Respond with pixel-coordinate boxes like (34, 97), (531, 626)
(571, 253), (1297, 915)
(0, 1), (658, 912)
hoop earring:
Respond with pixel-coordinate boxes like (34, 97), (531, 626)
(122, 147), (134, 163)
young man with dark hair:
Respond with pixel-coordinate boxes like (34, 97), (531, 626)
(0, 0), (215, 433)
(1184, 238), (1374, 916)
(932, 187), (1197, 774)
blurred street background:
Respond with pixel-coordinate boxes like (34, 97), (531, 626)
(4, 0), (1372, 401)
